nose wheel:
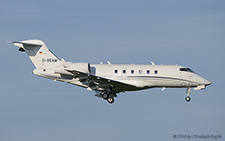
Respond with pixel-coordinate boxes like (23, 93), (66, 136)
(185, 96), (191, 102)
(185, 88), (191, 102)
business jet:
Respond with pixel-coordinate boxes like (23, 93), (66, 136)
(10, 39), (211, 104)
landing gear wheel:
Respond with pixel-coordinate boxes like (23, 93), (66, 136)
(185, 96), (191, 102)
(107, 97), (114, 104)
(102, 93), (108, 100)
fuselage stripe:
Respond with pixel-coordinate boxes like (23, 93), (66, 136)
(127, 76), (197, 83)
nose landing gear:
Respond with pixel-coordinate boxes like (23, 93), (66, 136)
(185, 88), (191, 102)
(185, 96), (191, 102)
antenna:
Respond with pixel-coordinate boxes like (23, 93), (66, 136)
(151, 61), (155, 65)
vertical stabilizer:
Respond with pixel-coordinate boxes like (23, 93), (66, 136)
(11, 40), (62, 69)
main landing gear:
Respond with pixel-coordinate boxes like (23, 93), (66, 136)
(185, 88), (191, 102)
(101, 92), (115, 104)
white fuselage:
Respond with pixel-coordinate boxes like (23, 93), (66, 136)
(33, 64), (211, 92)
(92, 64), (209, 88)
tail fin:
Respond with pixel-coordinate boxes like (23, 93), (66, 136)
(10, 39), (62, 69)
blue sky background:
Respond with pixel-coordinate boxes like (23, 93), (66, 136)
(1, 0), (225, 140)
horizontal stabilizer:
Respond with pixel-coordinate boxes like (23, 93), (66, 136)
(9, 40), (43, 46)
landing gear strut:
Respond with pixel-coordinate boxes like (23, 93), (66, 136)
(185, 88), (191, 102)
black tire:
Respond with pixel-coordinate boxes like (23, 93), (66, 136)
(185, 96), (191, 102)
(107, 97), (114, 104)
(102, 93), (108, 100)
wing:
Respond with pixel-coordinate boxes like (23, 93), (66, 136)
(56, 68), (137, 93)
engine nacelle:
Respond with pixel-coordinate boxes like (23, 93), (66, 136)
(68, 63), (90, 73)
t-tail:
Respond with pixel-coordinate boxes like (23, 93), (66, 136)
(10, 39), (62, 69)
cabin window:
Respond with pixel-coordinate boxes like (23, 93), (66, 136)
(123, 70), (126, 74)
(131, 70), (134, 74)
(139, 70), (142, 74)
(114, 70), (118, 74)
(154, 70), (158, 74)
(146, 70), (150, 74)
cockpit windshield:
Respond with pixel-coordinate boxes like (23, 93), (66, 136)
(180, 68), (195, 73)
